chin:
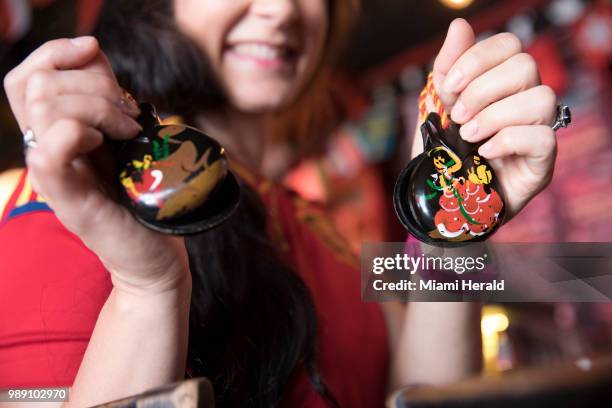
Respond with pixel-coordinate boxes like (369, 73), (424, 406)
(225, 82), (298, 114)
(232, 99), (285, 113)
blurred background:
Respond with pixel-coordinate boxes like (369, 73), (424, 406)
(1, 0), (611, 376)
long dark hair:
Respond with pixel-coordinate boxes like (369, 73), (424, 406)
(93, 0), (355, 406)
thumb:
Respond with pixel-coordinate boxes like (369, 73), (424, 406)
(23, 36), (100, 72)
(4, 36), (100, 132)
(432, 19), (475, 108)
(434, 19), (475, 75)
(82, 48), (119, 80)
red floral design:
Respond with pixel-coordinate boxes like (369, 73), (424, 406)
(433, 180), (503, 238)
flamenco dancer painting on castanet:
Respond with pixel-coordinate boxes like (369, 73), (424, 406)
(394, 111), (506, 246)
(425, 147), (503, 242)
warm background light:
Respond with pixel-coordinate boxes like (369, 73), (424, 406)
(439, 0), (475, 10)
(481, 305), (511, 373)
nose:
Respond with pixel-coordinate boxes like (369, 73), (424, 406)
(251, 0), (299, 27)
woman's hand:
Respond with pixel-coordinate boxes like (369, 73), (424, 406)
(427, 19), (558, 219)
(391, 19), (559, 392)
(4, 36), (191, 406)
(3, 37), (189, 293)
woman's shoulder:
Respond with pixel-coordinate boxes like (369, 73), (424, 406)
(0, 168), (26, 217)
(0, 167), (112, 389)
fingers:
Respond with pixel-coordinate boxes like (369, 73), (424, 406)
(25, 119), (124, 237)
(459, 85), (557, 143)
(24, 70), (140, 116)
(433, 31), (523, 116)
(31, 119), (104, 168)
(478, 125), (557, 166)
(25, 119), (104, 209)
(432, 18), (475, 108)
(81, 50), (120, 79)
(27, 94), (142, 141)
(442, 32), (523, 95)
(450, 52), (540, 125)
(478, 125), (557, 205)
(4, 37), (100, 129)
(433, 19), (476, 75)
(13, 36), (99, 74)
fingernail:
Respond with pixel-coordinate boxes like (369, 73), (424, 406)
(119, 90), (140, 117)
(70, 36), (93, 47)
(479, 143), (493, 156)
(460, 120), (478, 141)
(451, 101), (467, 122)
(443, 68), (463, 92)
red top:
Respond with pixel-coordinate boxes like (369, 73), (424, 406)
(0, 168), (389, 407)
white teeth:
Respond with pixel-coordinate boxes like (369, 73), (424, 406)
(231, 44), (285, 60)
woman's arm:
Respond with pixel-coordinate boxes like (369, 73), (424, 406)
(389, 303), (482, 388)
(66, 282), (191, 407)
(2, 37), (192, 406)
(386, 19), (557, 390)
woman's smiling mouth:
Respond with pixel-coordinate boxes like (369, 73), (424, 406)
(225, 42), (298, 70)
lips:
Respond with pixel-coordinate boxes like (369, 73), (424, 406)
(224, 40), (299, 69)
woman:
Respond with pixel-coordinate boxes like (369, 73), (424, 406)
(0, 0), (558, 406)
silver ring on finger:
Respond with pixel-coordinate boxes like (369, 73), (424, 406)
(551, 104), (571, 131)
(23, 128), (38, 150)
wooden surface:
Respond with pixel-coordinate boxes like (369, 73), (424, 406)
(390, 355), (612, 408)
